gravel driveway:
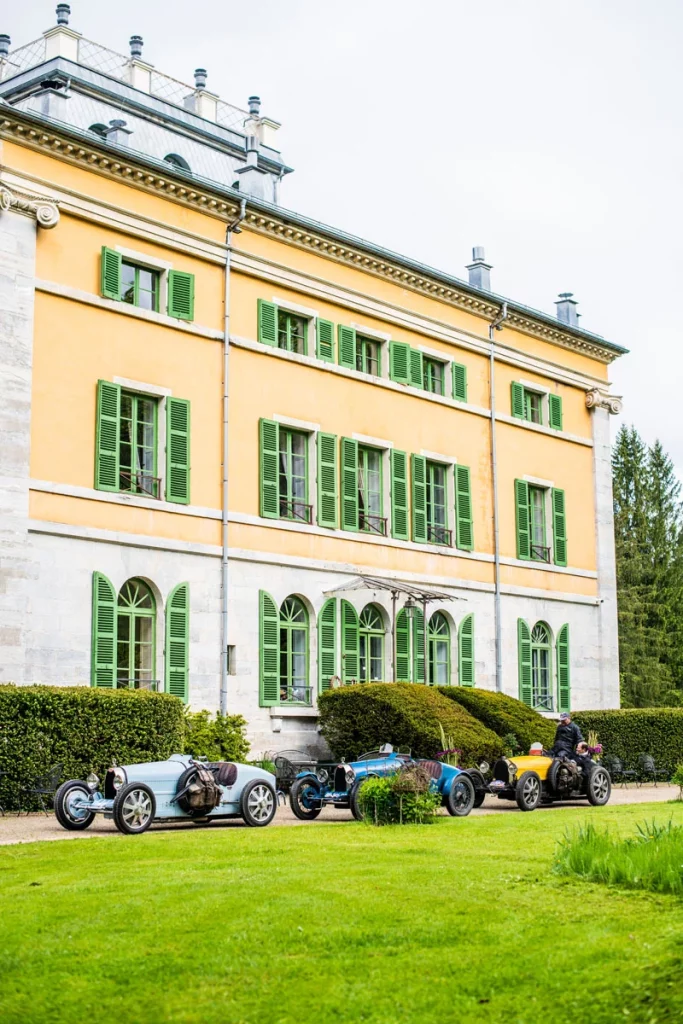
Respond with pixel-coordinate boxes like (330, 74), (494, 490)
(0, 784), (678, 846)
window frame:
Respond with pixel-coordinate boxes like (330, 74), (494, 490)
(426, 459), (451, 546)
(358, 604), (385, 683)
(277, 308), (309, 355)
(355, 334), (382, 377)
(118, 389), (160, 499)
(423, 356), (446, 396)
(113, 245), (173, 314)
(116, 578), (157, 692)
(358, 444), (386, 536)
(428, 611), (451, 686)
(279, 597), (311, 705)
(528, 485), (549, 562)
(530, 621), (553, 712)
(278, 427), (311, 524)
(524, 388), (544, 425)
(121, 260), (161, 313)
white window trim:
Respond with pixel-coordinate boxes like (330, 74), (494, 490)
(272, 296), (319, 319)
(353, 433), (394, 449)
(113, 377), (172, 398)
(523, 474), (554, 488)
(113, 376), (169, 498)
(115, 245), (173, 313)
(418, 344), (450, 364)
(351, 322), (391, 342)
(519, 378), (550, 396)
(518, 379), (552, 426)
(274, 414), (320, 432)
(421, 449), (457, 465)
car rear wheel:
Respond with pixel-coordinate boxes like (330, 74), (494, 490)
(54, 780), (96, 831)
(241, 780), (276, 827)
(446, 774), (475, 817)
(586, 766), (611, 806)
(113, 782), (156, 835)
(349, 779), (367, 821)
(515, 771), (542, 811)
(290, 777), (323, 820)
(473, 790), (487, 809)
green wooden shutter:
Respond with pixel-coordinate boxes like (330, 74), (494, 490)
(317, 432), (338, 528)
(390, 449), (409, 540)
(341, 600), (359, 683)
(452, 363), (468, 402)
(165, 583), (190, 701)
(518, 618), (532, 707)
(100, 246), (122, 300)
(95, 380), (121, 492)
(258, 299), (278, 346)
(549, 394), (563, 430)
(459, 613), (475, 686)
(337, 326), (356, 369)
(511, 382), (525, 419)
(316, 318), (335, 362)
(318, 599), (337, 693)
(259, 418), (279, 519)
(409, 348), (423, 388)
(455, 465), (474, 550)
(91, 571), (116, 688)
(557, 624), (570, 713)
(411, 454), (427, 542)
(340, 437), (359, 531)
(166, 398), (191, 504)
(389, 341), (410, 384)
(552, 488), (567, 566)
(412, 609), (425, 683)
(259, 590), (279, 706)
(396, 609), (410, 681)
(515, 479), (531, 559)
(168, 270), (195, 321)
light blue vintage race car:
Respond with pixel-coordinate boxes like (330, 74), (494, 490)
(54, 754), (277, 835)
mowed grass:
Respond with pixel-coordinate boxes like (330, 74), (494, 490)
(1, 804), (683, 1024)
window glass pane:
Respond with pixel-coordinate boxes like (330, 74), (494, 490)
(369, 634), (383, 680)
(526, 391), (543, 424)
(137, 268), (157, 311)
(529, 487), (546, 549)
(121, 263), (135, 305)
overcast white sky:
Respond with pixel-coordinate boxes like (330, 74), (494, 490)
(9, 2), (683, 468)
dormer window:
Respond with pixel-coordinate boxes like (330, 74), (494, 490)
(89, 123), (108, 139)
(164, 153), (191, 172)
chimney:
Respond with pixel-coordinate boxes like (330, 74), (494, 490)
(56, 3), (70, 24)
(105, 119), (133, 146)
(129, 35), (143, 59)
(555, 292), (580, 327)
(32, 76), (71, 120)
(466, 246), (492, 292)
(0, 34), (10, 59)
(125, 35), (153, 92)
(183, 68), (218, 121)
(44, 4), (81, 61)
(234, 135), (273, 200)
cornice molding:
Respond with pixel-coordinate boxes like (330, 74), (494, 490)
(0, 182), (60, 228)
(1, 109), (621, 363)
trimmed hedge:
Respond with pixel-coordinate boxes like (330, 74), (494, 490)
(0, 685), (185, 811)
(438, 687), (556, 751)
(573, 709), (683, 775)
(183, 709), (250, 763)
(318, 683), (504, 764)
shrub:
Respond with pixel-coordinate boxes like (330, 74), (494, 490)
(357, 766), (441, 825)
(437, 687), (556, 751)
(183, 709), (250, 762)
(318, 683), (504, 764)
(671, 764), (683, 800)
(572, 709), (683, 775)
(0, 685), (185, 811)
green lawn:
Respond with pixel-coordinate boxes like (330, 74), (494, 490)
(1, 804), (682, 1024)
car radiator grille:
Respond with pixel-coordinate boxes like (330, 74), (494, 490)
(334, 766), (347, 792)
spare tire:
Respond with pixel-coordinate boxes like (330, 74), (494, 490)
(175, 765), (221, 818)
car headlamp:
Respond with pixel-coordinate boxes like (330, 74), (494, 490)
(478, 761), (490, 774)
(86, 772), (100, 792)
(316, 768), (329, 785)
(111, 767), (126, 790)
(508, 762), (518, 780)
(345, 767), (356, 785)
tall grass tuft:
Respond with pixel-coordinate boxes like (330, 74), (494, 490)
(555, 819), (683, 896)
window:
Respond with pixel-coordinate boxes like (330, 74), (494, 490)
(531, 622), (552, 711)
(358, 446), (385, 535)
(427, 462), (450, 545)
(278, 429), (310, 523)
(423, 357), (445, 396)
(356, 335), (381, 376)
(428, 612), (450, 685)
(279, 597), (310, 704)
(119, 391), (160, 498)
(164, 153), (191, 171)
(278, 310), (308, 354)
(89, 123), (108, 138)
(511, 382), (563, 430)
(528, 486), (549, 562)
(116, 579), (157, 691)
(515, 480), (566, 566)
(525, 390), (543, 424)
(518, 619), (569, 711)
(359, 604), (384, 682)
(121, 261), (160, 312)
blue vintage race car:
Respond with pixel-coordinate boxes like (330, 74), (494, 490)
(289, 744), (487, 820)
(54, 754), (277, 835)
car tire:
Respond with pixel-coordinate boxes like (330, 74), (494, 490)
(473, 790), (487, 809)
(113, 782), (156, 835)
(446, 774), (476, 817)
(515, 770), (542, 811)
(54, 780), (96, 831)
(241, 779), (277, 827)
(349, 779), (367, 821)
(586, 766), (612, 806)
(290, 777), (323, 820)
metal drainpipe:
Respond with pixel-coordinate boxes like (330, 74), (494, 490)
(489, 301), (508, 693)
(220, 196), (247, 715)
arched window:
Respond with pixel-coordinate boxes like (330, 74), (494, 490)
(428, 612), (450, 685)
(531, 622), (552, 710)
(117, 579), (156, 690)
(164, 153), (191, 172)
(359, 604), (384, 682)
(89, 123), (108, 138)
(279, 597), (309, 704)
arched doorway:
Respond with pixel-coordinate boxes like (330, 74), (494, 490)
(428, 612), (450, 685)
(531, 622), (552, 710)
(359, 604), (385, 682)
(279, 597), (309, 703)
(117, 579), (156, 690)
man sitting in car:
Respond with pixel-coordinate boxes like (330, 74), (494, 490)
(552, 712), (593, 775)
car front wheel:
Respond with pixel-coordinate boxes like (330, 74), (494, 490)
(290, 777), (323, 820)
(349, 779), (367, 821)
(113, 782), (156, 835)
(515, 771), (542, 811)
(586, 766), (612, 806)
(446, 774), (476, 817)
(241, 780), (277, 827)
(54, 780), (96, 831)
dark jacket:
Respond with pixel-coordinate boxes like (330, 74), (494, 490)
(552, 721), (584, 756)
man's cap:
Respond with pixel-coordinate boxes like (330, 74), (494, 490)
(559, 712), (571, 721)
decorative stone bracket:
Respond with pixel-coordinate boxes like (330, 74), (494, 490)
(0, 184), (60, 228)
(586, 388), (623, 415)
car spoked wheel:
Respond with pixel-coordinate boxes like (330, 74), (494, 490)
(290, 777), (323, 820)
(241, 779), (276, 827)
(446, 774), (476, 817)
(113, 782), (156, 835)
(54, 780), (96, 831)
(515, 770), (542, 811)
(587, 766), (612, 806)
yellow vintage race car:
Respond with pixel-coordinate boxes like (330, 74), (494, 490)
(487, 753), (611, 811)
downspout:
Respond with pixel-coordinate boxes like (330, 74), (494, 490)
(489, 301), (508, 692)
(220, 196), (247, 715)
